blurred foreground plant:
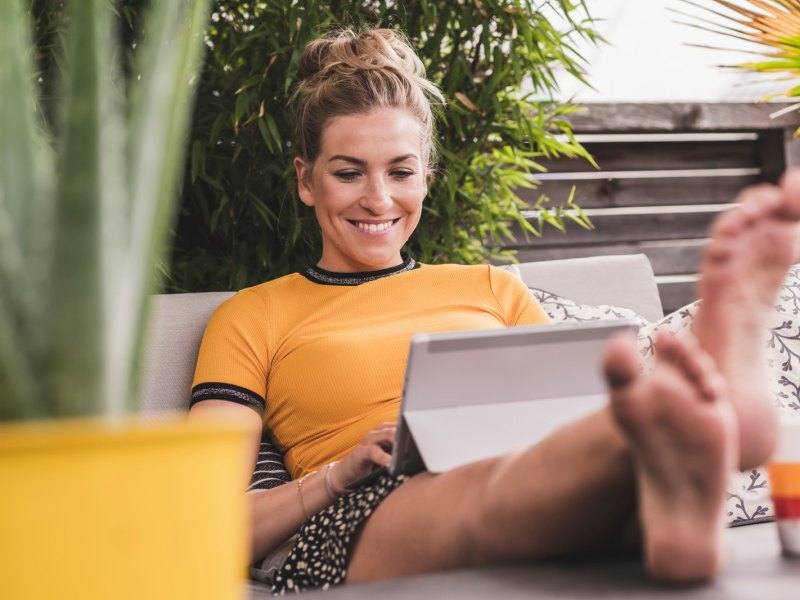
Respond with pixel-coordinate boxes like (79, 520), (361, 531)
(0, 0), (212, 421)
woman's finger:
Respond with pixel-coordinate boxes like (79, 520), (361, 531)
(366, 444), (392, 466)
(362, 430), (396, 448)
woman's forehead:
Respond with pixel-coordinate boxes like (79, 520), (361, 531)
(319, 108), (424, 161)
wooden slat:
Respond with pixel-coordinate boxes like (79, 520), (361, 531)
(758, 129), (789, 183)
(510, 206), (725, 247)
(567, 103), (800, 133)
(513, 239), (706, 276)
(564, 132), (758, 143)
(542, 139), (758, 173)
(503, 103), (800, 316)
(521, 174), (759, 208)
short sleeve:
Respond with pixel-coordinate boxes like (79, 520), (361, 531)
(488, 265), (551, 327)
(191, 289), (270, 416)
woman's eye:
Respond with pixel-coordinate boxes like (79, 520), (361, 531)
(392, 170), (415, 180)
(334, 171), (360, 182)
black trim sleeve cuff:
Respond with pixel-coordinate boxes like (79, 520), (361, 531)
(190, 382), (266, 415)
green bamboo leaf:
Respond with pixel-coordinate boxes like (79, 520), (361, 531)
(265, 112), (282, 148)
(566, 203), (594, 230)
(191, 139), (204, 182)
(209, 112), (227, 146)
(257, 118), (274, 151)
(233, 90), (248, 126)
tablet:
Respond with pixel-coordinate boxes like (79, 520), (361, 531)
(388, 318), (640, 476)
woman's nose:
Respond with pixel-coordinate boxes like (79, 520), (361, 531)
(360, 177), (392, 213)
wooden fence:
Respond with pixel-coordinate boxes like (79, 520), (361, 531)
(510, 102), (800, 315)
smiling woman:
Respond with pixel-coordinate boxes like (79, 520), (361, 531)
(188, 26), (792, 596)
(290, 28), (442, 274)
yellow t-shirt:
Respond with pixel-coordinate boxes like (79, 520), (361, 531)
(192, 262), (550, 477)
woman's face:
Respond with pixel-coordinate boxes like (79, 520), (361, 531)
(295, 107), (427, 273)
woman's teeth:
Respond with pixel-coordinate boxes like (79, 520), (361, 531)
(356, 221), (393, 232)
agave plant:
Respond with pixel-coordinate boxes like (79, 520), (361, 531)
(0, 0), (211, 421)
(675, 0), (800, 119)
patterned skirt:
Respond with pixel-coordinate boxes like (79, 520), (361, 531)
(271, 472), (408, 595)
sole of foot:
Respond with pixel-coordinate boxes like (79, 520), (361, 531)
(692, 169), (800, 469)
(604, 331), (738, 583)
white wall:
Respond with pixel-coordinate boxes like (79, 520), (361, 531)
(556, 0), (787, 102)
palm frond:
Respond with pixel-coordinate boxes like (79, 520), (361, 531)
(678, 0), (800, 104)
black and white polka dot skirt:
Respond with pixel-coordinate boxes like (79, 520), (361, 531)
(271, 472), (408, 595)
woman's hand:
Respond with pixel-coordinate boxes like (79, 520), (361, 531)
(332, 422), (396, 491)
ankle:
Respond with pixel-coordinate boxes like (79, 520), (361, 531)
(738, 405), (778, 470)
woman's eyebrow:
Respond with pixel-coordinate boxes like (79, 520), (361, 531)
(388, 154), (418, 164)
(328, 154), (418, 165)
(328, 154), (365, 166)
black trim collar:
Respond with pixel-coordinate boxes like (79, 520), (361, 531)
(302, 255), (419, 286)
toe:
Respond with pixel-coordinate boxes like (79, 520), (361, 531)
(663, 333), (722, 402)
(712, 185), (781, 238)
(603, 332), (640, 391)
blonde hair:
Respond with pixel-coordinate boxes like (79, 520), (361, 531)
(292, 28), (444, 171)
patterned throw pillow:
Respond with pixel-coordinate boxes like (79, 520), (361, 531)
(767, 265), (800, 418)
(530, 287), (650, 328)
(530, 271), (800, 527)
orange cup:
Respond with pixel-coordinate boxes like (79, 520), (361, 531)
(767, 420), (800, 557)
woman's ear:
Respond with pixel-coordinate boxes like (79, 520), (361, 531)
(294, 157), (314, 207)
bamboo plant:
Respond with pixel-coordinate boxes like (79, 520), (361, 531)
(0, 0), (212, 421)
(158, 0), (601, 292)
(675, 0), (800, 123)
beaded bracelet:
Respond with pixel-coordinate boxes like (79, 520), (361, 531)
(296, 471), (314, 519)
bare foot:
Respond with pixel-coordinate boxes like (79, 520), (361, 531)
(693, 168), (800, 468)
(604, 331), (738, 582)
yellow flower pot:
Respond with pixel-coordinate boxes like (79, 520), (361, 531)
(0, 415), (251, 599)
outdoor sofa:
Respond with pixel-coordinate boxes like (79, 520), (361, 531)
(141, 254), (800, 599)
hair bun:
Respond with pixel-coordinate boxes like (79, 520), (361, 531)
(298, 29), (425, 83)
(292, 27), (443, 168)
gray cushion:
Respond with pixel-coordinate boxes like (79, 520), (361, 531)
(513, 254), (664, 322)
(140, 291), (233, 413)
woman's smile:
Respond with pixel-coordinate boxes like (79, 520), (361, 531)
(350, 218), (401, 235)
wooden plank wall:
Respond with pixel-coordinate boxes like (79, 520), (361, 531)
(509, 103), (800, 316)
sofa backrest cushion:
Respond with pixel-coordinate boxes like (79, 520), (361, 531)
(141, 291), (233, 413)
(512, 254), (663, 322)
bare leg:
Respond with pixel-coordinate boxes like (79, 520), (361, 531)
(605, 331), (737, 582)
(347, 329), (734, 584)
(693, 169), (800, 468)
(347, 408), (635, 582)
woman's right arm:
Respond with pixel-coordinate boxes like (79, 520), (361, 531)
(189, 399), (396, 561)
(189, 399), (309, 559)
